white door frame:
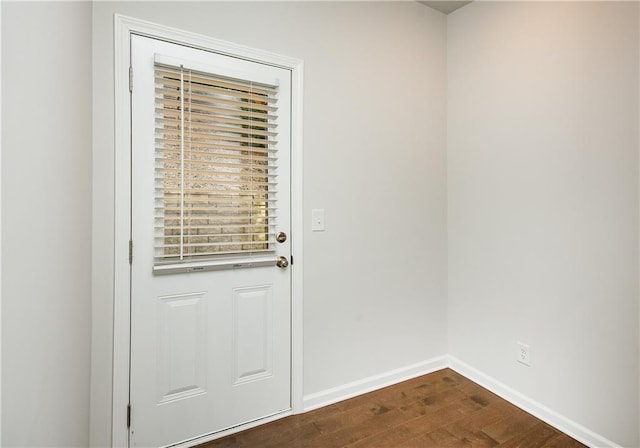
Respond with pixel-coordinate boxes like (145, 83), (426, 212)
(113, 14), (304, 448)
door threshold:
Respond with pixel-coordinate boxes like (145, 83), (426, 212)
(164, 409), (294, 448)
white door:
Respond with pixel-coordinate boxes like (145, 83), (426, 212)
(130, 35), (292, 448)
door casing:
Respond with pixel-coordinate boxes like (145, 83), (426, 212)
(113, 14), (304, 448)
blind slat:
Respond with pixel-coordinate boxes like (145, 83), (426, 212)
(156, 108), (277, 130)
(157, 98), (277, 121)
(156, 179), (276, 187)
(159, 233), (275, 239)
(157, 167), (276, 177)
(156, 77), (278, 103)
(156, 138), (276, 155)
(157, 130), (277, 147)
(159, 205), (276, 212)
(156, 87), (278, 113)
(156, 117), (278, 138)
(156, 148), (277, 163)
(157, 196), (276, 203)
(158, 239), (276, 249)
(157, 191), (277, 198)
(156, 215), (277, 222)
(155, 67), (277, 96)
(158, 248), (274, 259)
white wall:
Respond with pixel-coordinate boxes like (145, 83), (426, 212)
(1, 2), (93, 447)
(3, 2), (636, 447)
(91, 2), (448, 446)
(447, 2), (639, 447)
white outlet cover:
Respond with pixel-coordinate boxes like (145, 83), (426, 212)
(517, 341), (531, 366)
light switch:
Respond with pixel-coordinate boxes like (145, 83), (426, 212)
(311, 209), (325, 231)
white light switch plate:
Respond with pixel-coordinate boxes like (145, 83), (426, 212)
(311, 209), (325, 231)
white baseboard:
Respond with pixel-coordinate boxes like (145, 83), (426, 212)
(301, 355), (619, 448)
(447, 356), (621, 448)
(302, 356), (449, 412)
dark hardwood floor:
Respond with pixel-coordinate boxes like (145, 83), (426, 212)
(200, 368), (587, 448)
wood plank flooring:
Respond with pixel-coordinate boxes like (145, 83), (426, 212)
(199, 368), (587, 448)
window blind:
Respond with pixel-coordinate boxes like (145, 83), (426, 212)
(154, 62), (279, 265)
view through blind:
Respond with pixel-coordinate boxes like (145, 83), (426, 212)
(154, 62), (279, 265)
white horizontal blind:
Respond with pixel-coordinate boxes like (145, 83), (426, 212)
(154, 62), (279, 265)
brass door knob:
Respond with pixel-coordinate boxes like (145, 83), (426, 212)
(276, 256), (289, 268)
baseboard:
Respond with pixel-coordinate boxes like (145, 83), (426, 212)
(302, 356), (448, 412)
(448, 356), (621, 448)
(301, 355), (620, 447)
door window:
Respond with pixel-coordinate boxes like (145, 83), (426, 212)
(154, 61), (280, 266)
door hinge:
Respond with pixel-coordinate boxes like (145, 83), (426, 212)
(129, 239), (133, 265)
(127, 403), (131, 428)
(129, 66), (133, 92)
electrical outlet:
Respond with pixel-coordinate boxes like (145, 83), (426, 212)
(517, 342), (530, 366)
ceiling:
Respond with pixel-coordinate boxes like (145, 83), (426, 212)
(419, 1), (472, 15)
